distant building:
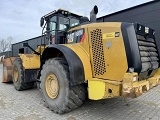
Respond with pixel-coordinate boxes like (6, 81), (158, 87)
(97, 0), (160, 55)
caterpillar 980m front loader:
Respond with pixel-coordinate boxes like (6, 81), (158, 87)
(3, 5), (160, 114)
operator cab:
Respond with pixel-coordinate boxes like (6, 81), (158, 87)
(40, 9), (82, 44)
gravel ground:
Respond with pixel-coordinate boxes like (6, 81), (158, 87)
(1, 64), (160, 120)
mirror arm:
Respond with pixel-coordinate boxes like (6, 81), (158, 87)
(23, 43), (40, 55)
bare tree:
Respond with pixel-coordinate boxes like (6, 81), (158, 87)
(7, 36), (13, 51)
(0, 39), (8, 52)
(0, 37), (13, 53)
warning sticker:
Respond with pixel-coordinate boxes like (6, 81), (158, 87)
(103, 32), (120, 39)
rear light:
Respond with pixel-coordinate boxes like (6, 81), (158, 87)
(80, 34), (85, 42)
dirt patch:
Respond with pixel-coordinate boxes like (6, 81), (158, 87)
(67, 116), (77, 120)
(0, 98), (6, 109)
(14, 114), (45, 120)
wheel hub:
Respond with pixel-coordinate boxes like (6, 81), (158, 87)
(45, 74), (59, 99)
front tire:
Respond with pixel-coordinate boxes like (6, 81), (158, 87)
(40, 58), (86, 114)
(12, 58), (34, 91)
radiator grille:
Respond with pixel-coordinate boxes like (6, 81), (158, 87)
(137, 35), (159, 72)
(90, 29), (106, 76)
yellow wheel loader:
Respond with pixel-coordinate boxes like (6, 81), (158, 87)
(3, 5), (160, 114)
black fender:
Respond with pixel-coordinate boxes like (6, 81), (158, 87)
(39, 44), (85, 86)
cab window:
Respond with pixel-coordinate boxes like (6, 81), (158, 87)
(59, 17), (69, 31)
(50, 16), (57, 35)
(58, 16), (80, 31)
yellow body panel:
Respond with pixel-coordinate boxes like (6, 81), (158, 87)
(68, 22), (128, 81)
(88, 78), (121, 100)
(87, 23), (128, 81)
(155, 68), (160, 76)
(122, 72), (160, 98)
(62, 43), (92, 80)
(88, 80), (105, 100)
(61, 22), (160, 100)
(68, 25), (91, 54)
(35, 45), (46, 55)
(88, 72), (160, 100)
(19, 54), (40, 69)
(147, 77), (159, 88)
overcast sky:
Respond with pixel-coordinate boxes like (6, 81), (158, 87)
(0, 0), (152, 43)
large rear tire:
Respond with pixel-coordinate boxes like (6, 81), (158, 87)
(12, 58), (34, 91)
(40, 58), (86, 114)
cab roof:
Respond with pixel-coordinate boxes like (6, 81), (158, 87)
(43, 9), (82, 19)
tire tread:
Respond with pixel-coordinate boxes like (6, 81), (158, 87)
(40, 57), (86, 114)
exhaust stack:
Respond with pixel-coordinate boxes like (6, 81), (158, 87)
(90, 5), (98, 23)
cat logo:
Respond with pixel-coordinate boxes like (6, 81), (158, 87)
(67, 32), (74, 43)
(67, 28), (84, 43)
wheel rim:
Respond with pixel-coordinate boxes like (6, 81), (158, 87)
(13, 68), (18, 82)
(45, 74), (59, 99)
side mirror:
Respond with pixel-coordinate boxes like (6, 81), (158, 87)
(40, 17), (45, 27)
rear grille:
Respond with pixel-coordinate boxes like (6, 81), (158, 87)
(137, 35), (159, 72)
(90, 29), (106, 76)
